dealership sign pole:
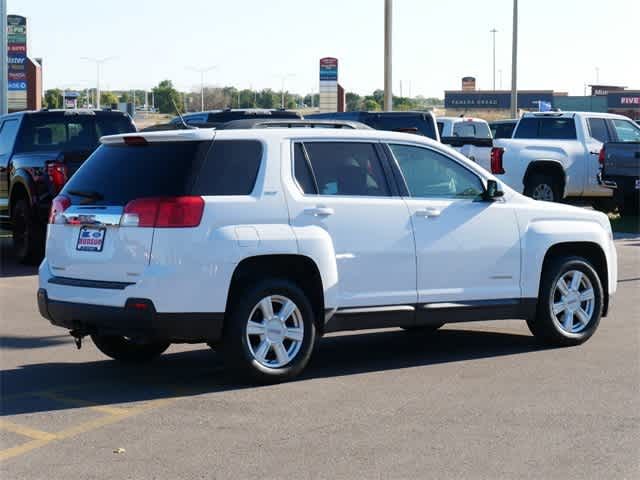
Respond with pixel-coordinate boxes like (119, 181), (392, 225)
(510, 0), (518, 118)
(7, 14), (27, 112)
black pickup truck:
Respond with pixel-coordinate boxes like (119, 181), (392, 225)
(599, 141), (640, 216)
(0, 109), (136, 263)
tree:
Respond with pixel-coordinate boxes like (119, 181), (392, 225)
(363, 99), (381, 111)
(346, 92), (361, 111)
(152, 80), (181, 114)
(44, 89), (62, 109)
(100, 91), (119, 108)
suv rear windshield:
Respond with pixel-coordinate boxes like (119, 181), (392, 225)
(514, 117), (577, 140)
(62, 141), (210, 206)
(16, 113), (134, 153)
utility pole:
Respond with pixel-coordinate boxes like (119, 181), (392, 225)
(278, 74), (294, 109)
(490, 28), (498, 91)
(81, 57), (115, 109)
(0, 0), (7, 115)
(510, 0), (518, 118)
(384, 0), (393, 111)
(187, 65), (217, 112)
(595, 66), (600, 84)
(499, 69), (503, 89)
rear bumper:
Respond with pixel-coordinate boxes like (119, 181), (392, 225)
(37, 288), (224, 343)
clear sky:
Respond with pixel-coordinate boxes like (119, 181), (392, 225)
(9, 0), (640, 97)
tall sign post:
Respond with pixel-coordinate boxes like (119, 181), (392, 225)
(7, 14), (27, 112)
(383, 0), (393, 111)
(1, 0), (7, 114)
(319, 57), (338, 113)
(510, 0), (518, 118)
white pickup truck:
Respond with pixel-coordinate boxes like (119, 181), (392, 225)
(437, 117), (493, 169)
(490, 112), (640, 205)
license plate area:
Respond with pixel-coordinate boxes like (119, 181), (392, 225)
(76, 226), (106, 252)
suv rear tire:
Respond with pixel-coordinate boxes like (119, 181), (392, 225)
(525, 173), (561, 202)
(222, 278), (317, 383)
(526, 256), (603, 346)
(11, 198), (44, 265)
(91, 335), (170, 362)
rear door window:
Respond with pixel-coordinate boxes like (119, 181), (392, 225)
(62, 141), (210, 205)
(193, 140), (263, 195)
(514, 117), (577, 140)
(513, 118), (538, 138)
(587, 118), (611, 143)
(293, 143), (317, 194)
(610, 119), (640, 142)
(300, 142), (390, 197)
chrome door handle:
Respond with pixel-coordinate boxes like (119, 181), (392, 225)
(415, 208), (441, 218)
(305, 206), (334, 217)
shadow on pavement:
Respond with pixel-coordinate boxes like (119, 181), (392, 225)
(1, 328), (548, 416)
(0, 237), (39, 278)
(0, 335), (73, 350)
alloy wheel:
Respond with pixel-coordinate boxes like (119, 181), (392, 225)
(245, 295), (305, 368)
(550, 270), (595, 334)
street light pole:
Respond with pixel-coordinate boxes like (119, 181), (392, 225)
(1, 0), (8, 115)
(81, 56), (115, 109)
(490, 28), (498, 91)
(510, 0), (518, 118)
(384, 0), (393, 111)
(277, 74), (295, 109)
(187, 66), (217, 112)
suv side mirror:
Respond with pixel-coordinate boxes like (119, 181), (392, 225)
(483, 179), (504, 201)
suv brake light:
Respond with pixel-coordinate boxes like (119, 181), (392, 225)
(122, 196), (204, 228)
(47, 161), (69, 193)
(490, 147), (505, 174)
(49, 195), (71, 224)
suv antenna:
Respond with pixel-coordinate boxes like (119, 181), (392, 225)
(172, 98), (196, 129)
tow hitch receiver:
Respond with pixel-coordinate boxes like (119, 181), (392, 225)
(70, 329), (88, 349)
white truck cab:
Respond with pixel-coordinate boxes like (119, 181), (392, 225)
(38, 127), (617, 382)
(491, 111), (639, 205)
(437, 117), (493, 170)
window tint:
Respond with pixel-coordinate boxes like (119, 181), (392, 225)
(0, 119), (20, 156)
(453, 121), (491, 139)
(587, 118), (610, 143)
(437, 122), (444, 137)
(513, 118), (538, 138)
(194, 140), (263, 195)
(514, 117), (577, 140)
(302, 142), (390, 197)
(16, 114), (134, 152)
(389, 144), (484, 199)
(63, 141), (210, 206)
(492, 122), (516, 139)
(538, 118), (576, 139)
(293, 143), (316, 194)
(370, 115), (438, 140)
(611, 119), (640, 142)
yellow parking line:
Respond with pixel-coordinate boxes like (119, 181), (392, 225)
(0, 397), (178, 462)
(0, 419), (57, 441)
(38, 392), (132, 416)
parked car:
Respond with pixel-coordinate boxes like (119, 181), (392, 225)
(489, 119), (518, 139)
(598, 137), (640, 216)
(489, 112), (636, 205)
(306, 111), (440, 142)
(169, 108), (301, 127)
(437, 117), (493, 169)
(0, 109), (136, 263)
(38, 127), (617, 383)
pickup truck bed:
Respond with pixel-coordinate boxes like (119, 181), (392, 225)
(599, 141), (640, 215)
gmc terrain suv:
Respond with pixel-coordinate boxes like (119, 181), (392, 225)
(0, 109), (136, 263)
(38, 128), (617, 382)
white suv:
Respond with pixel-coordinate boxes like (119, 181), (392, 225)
(38, 128), (618, 382)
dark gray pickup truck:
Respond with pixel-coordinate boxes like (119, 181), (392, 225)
(599, 141), (640, 216)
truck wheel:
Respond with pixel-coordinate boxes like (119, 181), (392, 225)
(11, 198), (44, 265)
(527, 256), (603, 346)
(91, 335), (170, 362)
(222, 278), (317, 383)
(525, 174), (561, 202)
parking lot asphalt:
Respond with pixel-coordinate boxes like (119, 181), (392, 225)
(1, 235), (639, 480)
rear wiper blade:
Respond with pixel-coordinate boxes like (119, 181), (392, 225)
(67, 190), (104, 204)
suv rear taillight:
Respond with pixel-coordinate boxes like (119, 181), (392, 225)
(121, 196), (204, 228)
(598, 146), (606, 167)
(49, 195), (71, 224)
(490, 147), (505, 174)
(47, 161), (69, 193)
